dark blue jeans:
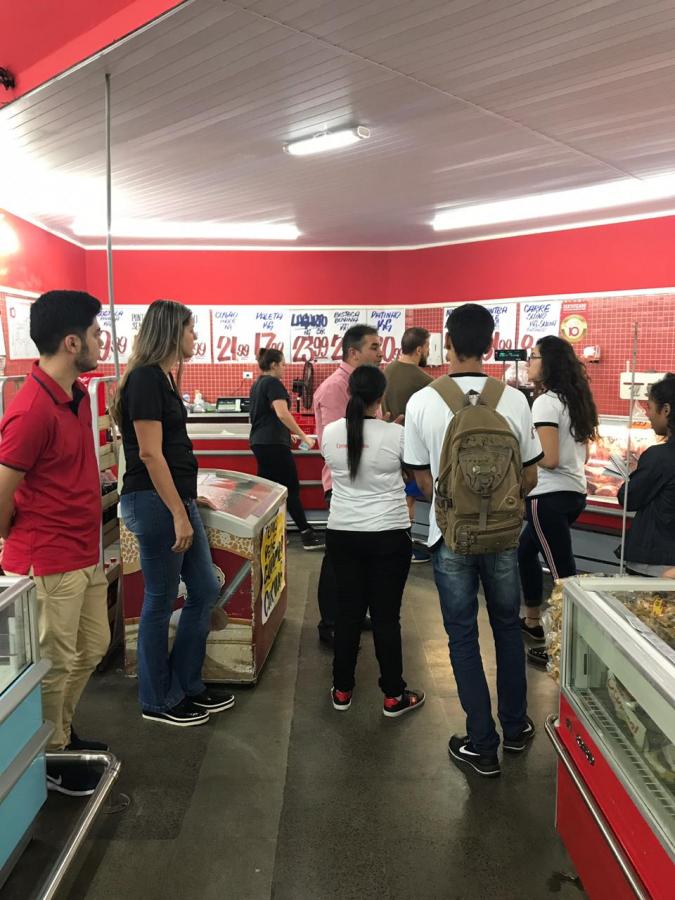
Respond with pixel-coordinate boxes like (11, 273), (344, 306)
(120, 490), (220, 713)
(432, 543), (527, 755)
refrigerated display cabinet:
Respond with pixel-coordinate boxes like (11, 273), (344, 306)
(0, 576), (52, 888)
(547, 576), (674, 899)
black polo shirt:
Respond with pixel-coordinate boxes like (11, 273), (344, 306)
(121, 365), (198, 499)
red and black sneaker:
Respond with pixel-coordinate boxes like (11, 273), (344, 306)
(331, 687), (352, 711)
(383, 689), (425, 718)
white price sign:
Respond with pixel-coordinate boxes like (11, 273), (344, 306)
(99, 305), (146, 365)
(290, 309), (367, 364)
(189, 307), (213, 364)
(211, 307), (290, 364)
(444, 302), (517, 363)
(5, 297), (37, 360)
(518, 300), (562, 350)
(367, 309), (405, 364)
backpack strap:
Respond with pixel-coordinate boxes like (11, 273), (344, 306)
(430, 376), (468, 414)
(478, 376), (506, 410)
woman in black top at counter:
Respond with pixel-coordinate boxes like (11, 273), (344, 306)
(619, 374), (675, 578)
(112, 300), (234, 728)
(249, 348), (323, 550)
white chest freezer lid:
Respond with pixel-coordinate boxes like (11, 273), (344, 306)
(196, 469), (288, 537)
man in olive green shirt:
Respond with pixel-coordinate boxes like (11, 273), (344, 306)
(382, 327), (433, 563)
(382, 327), (432, 419)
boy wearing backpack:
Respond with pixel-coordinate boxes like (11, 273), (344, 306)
(404, 304), (542, 777)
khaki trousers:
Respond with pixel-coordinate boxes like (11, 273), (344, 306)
(7, 565), (110, 750)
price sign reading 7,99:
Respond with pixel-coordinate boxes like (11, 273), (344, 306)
(290, 309), (366, 364)
(211, 307), (291, 364)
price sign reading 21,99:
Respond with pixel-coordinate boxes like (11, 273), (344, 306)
(211, 308), (290, 364)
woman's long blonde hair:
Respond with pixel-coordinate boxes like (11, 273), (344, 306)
(110, 299), (193, 425)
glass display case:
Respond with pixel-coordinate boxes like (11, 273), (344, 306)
(585, 415), (661, 503)
(562, 577), (675, 862)
(0, 579), (34, 695)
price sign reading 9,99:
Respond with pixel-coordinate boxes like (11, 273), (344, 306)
(211, 308), (290, 364)
(290, 309), (365, 364)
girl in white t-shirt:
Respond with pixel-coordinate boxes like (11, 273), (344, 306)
(322, 365), (425, 718)
(519, 336), (599, 667)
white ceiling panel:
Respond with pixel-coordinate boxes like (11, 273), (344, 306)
(3, 0), (675, 247)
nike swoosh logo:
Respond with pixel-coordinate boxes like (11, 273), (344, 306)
(48, 775), (63, 785)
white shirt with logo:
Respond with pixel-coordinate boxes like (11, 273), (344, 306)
(529, 390), (587, 497)
(404, 374), (542, 547)
(321, 418), (410, 531)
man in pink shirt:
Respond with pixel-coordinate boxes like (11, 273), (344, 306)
(313, 325), (382, 643)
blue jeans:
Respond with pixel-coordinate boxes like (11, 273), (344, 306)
(120, 490), (220, 713)
(432, 543), (527, 754)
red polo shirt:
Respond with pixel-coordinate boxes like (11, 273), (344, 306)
(0, 363), (101, 576)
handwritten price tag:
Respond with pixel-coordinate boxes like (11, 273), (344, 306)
(367, 309), (404, 364)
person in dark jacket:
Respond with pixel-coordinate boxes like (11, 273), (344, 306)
(619, 374), (675, 577)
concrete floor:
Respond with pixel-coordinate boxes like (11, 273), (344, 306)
(4, 543), (584, 900)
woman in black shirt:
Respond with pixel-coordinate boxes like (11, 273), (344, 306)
(249, 348), (323, 550)
(112, 300), (234, 727)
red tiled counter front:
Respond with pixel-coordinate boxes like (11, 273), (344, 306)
(187, 419), (328, 515)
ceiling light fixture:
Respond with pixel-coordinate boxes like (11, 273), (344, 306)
(432, 174), (675, 231)
(284, 126), (370, 157)
(71, 218), (301, 241)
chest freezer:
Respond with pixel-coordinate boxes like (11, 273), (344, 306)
(121, 470), (288, 683)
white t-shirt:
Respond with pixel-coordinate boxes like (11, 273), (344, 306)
(404, 374), (543, 547)
(529, 391), (587, 497)
(322, 418), (410, 531)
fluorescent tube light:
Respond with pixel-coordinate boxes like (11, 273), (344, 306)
(432, 174), (675, 231)
(284, 126), (370, 157)
(71, 218), (301, 241)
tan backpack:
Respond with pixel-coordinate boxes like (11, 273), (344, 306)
(430, 376), (524, 555)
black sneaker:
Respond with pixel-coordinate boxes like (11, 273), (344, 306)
(301, 528), (325, 551)
(520, 617), (545, 641)
(503, 717), (536, 753)
(46, 763), (101, 797)
(527, 647), (549, 669)
(66, 728), (109, 752)
(448, 735), (501, 777)
(383, 689), (425, 718)
(142, 699), (210, 727)
(411, 545), (432, 564)
(189, 689), (235, 713)
(331, 687), (352, 711)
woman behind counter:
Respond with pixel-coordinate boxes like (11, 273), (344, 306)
(249, 348), (324, 550)
(112, 299), (234, 727)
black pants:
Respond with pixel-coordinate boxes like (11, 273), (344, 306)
(518, 491), (586, 607)
(327, 528), (412, 697)
(252, 444), (310, 532)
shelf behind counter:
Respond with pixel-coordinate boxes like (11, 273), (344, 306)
(187, 414), (327, 516)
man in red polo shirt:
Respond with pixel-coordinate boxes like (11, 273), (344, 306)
(0, 290), (109, 797)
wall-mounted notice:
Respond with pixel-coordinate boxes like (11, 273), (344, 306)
(367, 309), (405, 364)
(211, 307), (290, 364)
(290, 308), (367, 364)
(99, 305), (147, 365)
(518, 300), (562, 350)
(189, 307), (213, 365)
(6, 297), (38, 360)
(444, 302), (517, 363)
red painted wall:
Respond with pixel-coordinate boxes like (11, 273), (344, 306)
(85, 249), (388, 307)
(386, 216), (675, 303)
(0, 0), (185, 102)
(0, 210), (86, 294)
